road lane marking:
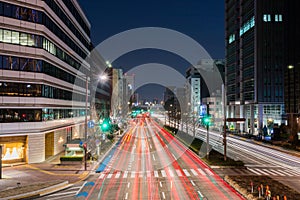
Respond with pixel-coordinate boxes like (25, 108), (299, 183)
(115, 172), (121, 179)
(183, 169), (191, 176)
(159, 181), (162, 187)
(248, 168), (262, 175)
(125, 192), (128, 199)
(131, 171), (136, 178)
(127, 182), (130, 188)
(172, 153), (177, 160)
(75, 181), (87, 195)
(162, 192), (166, 199)
(152, 154), (156, 161)
(190, 169), (198, 176)
(150, 144), (152, 149)
(123, 171), (128, 178)
(190, 180), (195, 186)
(168, 168), (174, 177)
(204, 168), (214, 176)
(176, 169), (182, 177)
(154, 171), (159, 177)
(99, 174), (105, 179)
(198, 191), (204, 198)
(197, 168), (206, 176)
(161, 170), (167, 177)
(139, 171), (144, 177)
(107, 174), (113, 179)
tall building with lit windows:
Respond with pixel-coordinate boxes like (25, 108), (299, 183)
(225, 0), (289, 135)
(0, 0), (91, 163)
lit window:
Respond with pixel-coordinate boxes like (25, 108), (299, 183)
(0, 29), (3, 42)
(20, 33), (27, 45)
(11, 31), (19, 44)
(263, 14), (271, 22)
(229, 34), (235, 44)
(3, 30), (12, 43)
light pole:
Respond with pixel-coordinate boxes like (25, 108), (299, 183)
(84, 75), (88, 171)
(83, 73), (108, 171)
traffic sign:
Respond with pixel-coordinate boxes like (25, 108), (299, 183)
(88, 120), (95, 128)
(226, 118), (246, 122)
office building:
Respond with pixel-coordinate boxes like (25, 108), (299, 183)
(0, 0), (91, 163)
(225, 0), (287, 134)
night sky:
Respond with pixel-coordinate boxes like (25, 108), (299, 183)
(78, 0), (225, 101)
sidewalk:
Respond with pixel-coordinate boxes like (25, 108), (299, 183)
(0, 139), (118, 199)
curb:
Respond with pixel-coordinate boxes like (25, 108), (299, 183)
(1, 181), (69, 200)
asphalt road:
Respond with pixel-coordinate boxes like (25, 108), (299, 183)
(77, 118), (244, 200)
(165, 116), (300, 193)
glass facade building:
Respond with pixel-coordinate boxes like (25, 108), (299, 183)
(225, 0), (288, 134)
(0, 0), (91, 163)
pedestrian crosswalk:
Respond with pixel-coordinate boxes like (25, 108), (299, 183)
(246, 167), (300, 177)
(98, 167), (300, 180)
(99, 168), (215, 179)
(39, 185), (81, 200)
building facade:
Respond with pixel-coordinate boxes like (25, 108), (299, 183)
(225, 0), (287, 134)
(284, 1), (300, 143)
(111, 68), (124, 120)
(0, 0), (91, 163)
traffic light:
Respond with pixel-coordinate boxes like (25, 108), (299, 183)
(202, 115), (212, 126)
(100, 118), (111, 132)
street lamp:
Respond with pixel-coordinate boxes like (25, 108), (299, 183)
(83, 73), (108, 171)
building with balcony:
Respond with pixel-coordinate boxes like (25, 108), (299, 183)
(0, 0), (91, 163)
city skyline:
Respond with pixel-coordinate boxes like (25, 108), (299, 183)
(78, 0), (226, 100)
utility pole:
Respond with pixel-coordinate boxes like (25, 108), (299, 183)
(222, 84), (227, 161)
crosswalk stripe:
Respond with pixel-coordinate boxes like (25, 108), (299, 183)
(139, 171), (144, 178)
(176, 170), (182, 177)
(115, 172), (121, 178)
(131, 171), (136, 178)
(204, 168), (214, 176)
(123, 171), (128, 178)
(154, 171), (159, 177)
(197, 168), (206, 176)
(254, 168), (269, 175)
(248, 168), (262, 175)
(47, 190), (77, 197)
(284, 169), (300, 176)
(183, 169), (191, 177)
(276, 169), (293, 176)
(107, 174), (113, 179)
(269, 169), (285, 176)
(99, 173), (105, 179)
(190, 169), (198, 176)
(161, 170), (167, 177)
(147, 171), (151, 177)
(169, 168), (174, 177)
(261, 169), (276, 176)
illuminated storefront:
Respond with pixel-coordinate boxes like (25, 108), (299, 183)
(0, 136), (26, 163)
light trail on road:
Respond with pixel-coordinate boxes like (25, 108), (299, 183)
(84, 117), (244, 199)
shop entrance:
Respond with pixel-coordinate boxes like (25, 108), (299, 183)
(45, 132), (54, 158)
